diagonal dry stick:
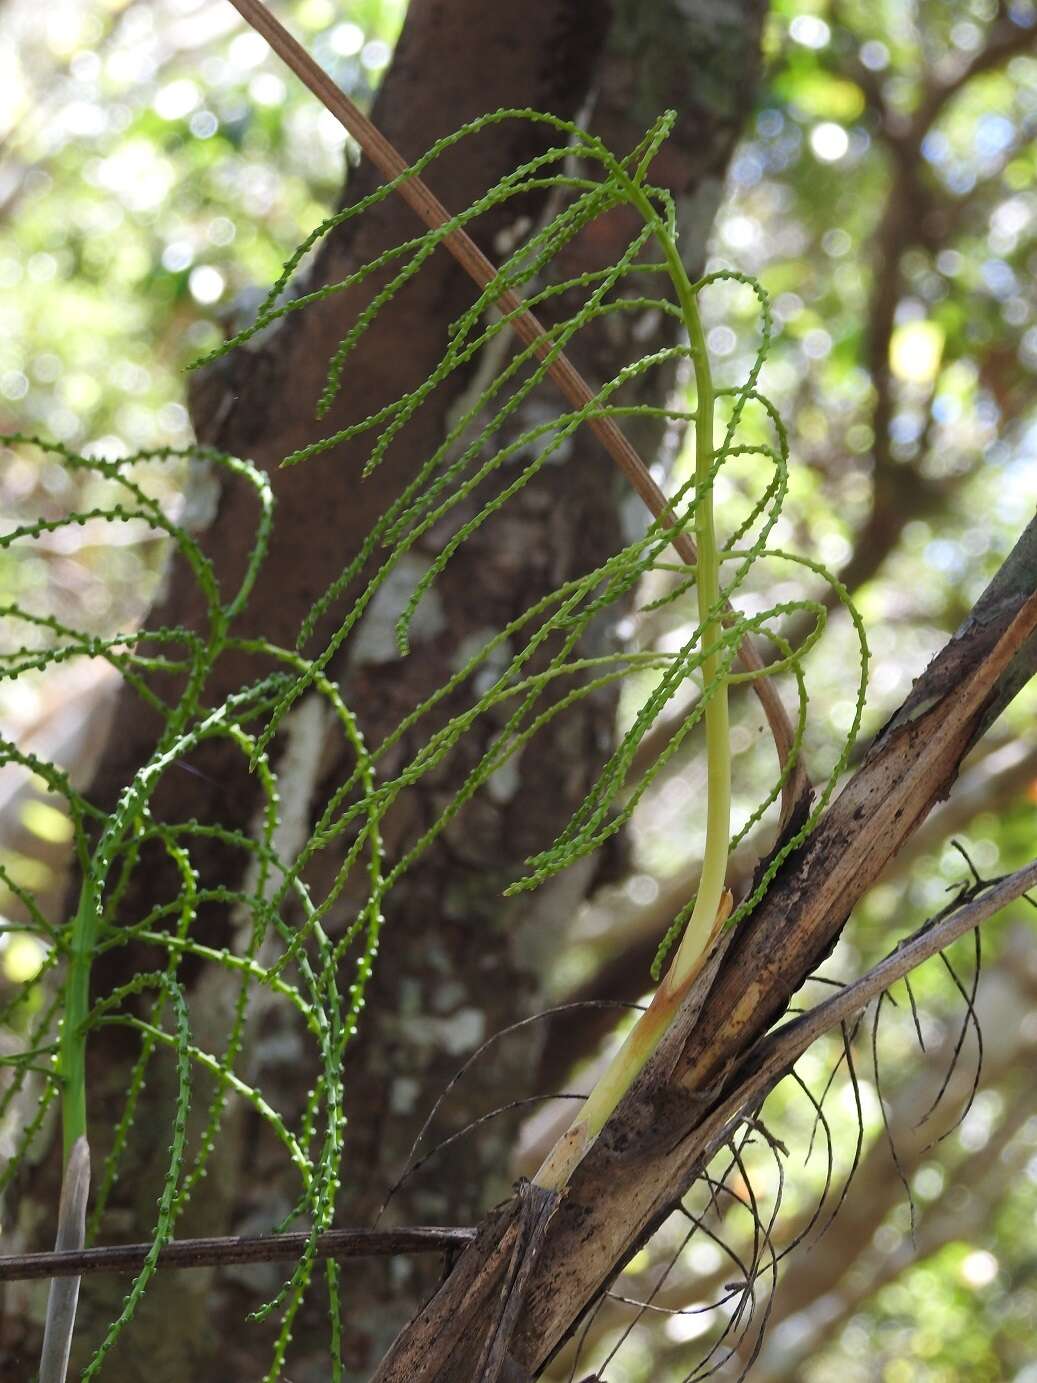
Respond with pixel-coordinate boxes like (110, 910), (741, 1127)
(724, 857), (1037, 1109)
(223, 0), (806, 821)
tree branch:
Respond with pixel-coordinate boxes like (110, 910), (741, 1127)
(912, 14), (1037, 139)
(743, 859), (1037, 1080)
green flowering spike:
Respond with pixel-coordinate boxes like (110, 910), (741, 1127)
(1, 101), (867, 1373)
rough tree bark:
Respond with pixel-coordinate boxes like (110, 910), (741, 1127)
(1, 3), (767, 1380)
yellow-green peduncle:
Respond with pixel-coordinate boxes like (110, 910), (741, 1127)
(536, 180), (731, 1193)
(649, 196), (731, 995)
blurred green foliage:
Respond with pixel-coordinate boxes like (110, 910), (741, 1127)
(0, 0), (404, 646)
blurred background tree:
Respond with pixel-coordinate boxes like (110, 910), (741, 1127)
(1, 0), (1036, 1380)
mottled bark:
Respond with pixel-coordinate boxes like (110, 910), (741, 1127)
(2, 2), (767, 1380)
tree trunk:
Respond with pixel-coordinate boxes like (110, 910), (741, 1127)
(2, 3), (767, 1379)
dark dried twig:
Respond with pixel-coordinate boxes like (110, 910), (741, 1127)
(0, 1225), (475, 1283)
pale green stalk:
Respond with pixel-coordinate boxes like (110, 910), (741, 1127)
(657, 213), (731, 993)
(58, 879), (97, 1166)
(537, 189), (731, 1192)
